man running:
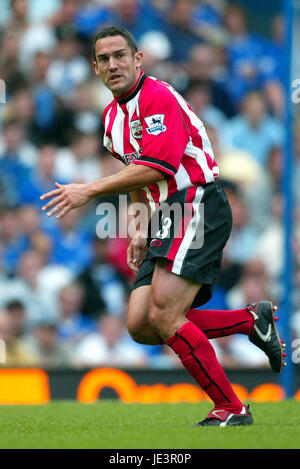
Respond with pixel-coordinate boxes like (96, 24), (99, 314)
(41, 26), (285, 426)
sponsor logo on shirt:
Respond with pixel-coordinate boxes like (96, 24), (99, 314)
(124, 148), (142, 165)
(130, 119), (143, 139)
(145, 114), (167, 136)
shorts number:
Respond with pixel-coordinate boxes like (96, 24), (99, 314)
(156, 216), (172, 239)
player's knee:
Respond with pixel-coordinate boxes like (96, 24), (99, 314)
(148, 294), (188, 340)
(148, 302), (172, 335)
(127, 314), (159, 345)
(126, 316), (144, 343)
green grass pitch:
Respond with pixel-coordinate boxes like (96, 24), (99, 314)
(0, 400), (299, 449)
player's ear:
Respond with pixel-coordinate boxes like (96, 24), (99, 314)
(93, 60), (100, 76)
(135, 51), (143, 68)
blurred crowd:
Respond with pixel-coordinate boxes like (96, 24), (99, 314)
(0, 0), (299, 370)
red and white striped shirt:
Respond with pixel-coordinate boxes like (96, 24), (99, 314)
(102, 71), (219, 210)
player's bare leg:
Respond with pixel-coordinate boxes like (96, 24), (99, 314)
(147, 259), (252, 426)
(148, 259), (200, 341)
(127, 285), (162, 345)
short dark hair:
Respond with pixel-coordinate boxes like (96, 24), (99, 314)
(92, 26), (138, 62)
(6, 300), (25, 311)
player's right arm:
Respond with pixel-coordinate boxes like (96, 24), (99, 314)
(127, 189), (151, 275)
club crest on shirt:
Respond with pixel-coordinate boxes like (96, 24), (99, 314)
(130, 119), (143, 139)
(145, 114), (167, 136)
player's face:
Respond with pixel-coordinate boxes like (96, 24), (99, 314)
(93, 35), (143, 97)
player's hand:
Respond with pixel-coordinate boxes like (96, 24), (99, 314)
(127, 232), (147, 275)
(40, 182), (91, 219)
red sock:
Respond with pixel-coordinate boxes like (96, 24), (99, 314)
(167, 321), (243, 412)
(186, 307), (254, 339)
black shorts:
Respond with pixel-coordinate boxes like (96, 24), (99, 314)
(133, 182), (232, 308)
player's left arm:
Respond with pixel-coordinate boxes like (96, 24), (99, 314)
(40, 163), (164, 219)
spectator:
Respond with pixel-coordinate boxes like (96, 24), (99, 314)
(113, 0), (165, 42)
(0, 118), (37, 166)
(223, 185), (259, 266)
(0, 206), (28, 275)
(0, 120), (33, 205)
(243, 145), (283, 232)
(193, 0), (225, 29)
(27, 0), (61, 24)
(69, 81), (100, 135)
(17, 17), (57, 75)
(227, 259), (274, 309)
(192, 0), (227, 45)
(212, 334), (269, 369)
(3, 0), (30, 36)
(221, 90), (284, 166)
(185, 43), (236, 117)
(0, 29), (27, 97)
(77, 237), (127, 318)
(257, 14), (284, 117)
(0, 308), (34, 366)
(0, 249), (58, 326)
(184, 81), (227, 131)
(47, 0), (81, 29)
(210, 336), (241, 368)
(23, 318), (73, 368)
(254, 193), (284, 283)
(19, 204), (52, 258)
(5, 299), (27, 337)
(0, 242), (7, 281)
(55, 130), (102, 183)
(4, 87), (40, 146)
(30, 49), (91, 147)
(46, 24), (90, 102)
(29, 51), (61, 144)
(137, 30), (172, 80)
(19, 142), (62, 211)
(165, 0), (202, 64)
(74, 314), (147, 368)
(47, 208), (93, 275)
(204, 122), (222, 162)
(1, 203), (50, 279)
(2, 0), (62, 27)
(106, 236), (135, 284)
(223, 4), (283, 110)
(148, 345), (183, 369)
(74, 0), (116, 40)
(57, 283), (97, 347)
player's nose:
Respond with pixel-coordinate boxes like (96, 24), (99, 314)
(108, 56), (118, 70)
